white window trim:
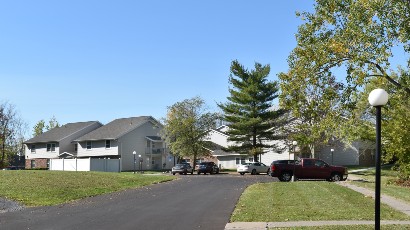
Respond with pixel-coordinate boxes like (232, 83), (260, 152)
(46, 143), (56, 152)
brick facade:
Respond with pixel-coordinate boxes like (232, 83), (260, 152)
(25, 158), (49, 169)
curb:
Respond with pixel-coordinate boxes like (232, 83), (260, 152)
(225, 221), (410, 229)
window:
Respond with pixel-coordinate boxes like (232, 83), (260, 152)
(31, 160), (36, 169)
(248, 158), (253, 162)
(304, 159), (314, 166)
(31, 145), (36, 153)
(315, 160), (326, 167)
(195, 158), (204, 164)
(46, 143), (56, 152)
(236, 157), (246, 165)
(105, 140), (111, 149)
(86, 141), (92, 150)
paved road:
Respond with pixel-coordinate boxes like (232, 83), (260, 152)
(0, 173), (274, 230)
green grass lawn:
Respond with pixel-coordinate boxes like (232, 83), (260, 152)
(271, 225), (410, 230)
(350, 167), (410, 203)
(0, 170), (175, 206)
(231, 182), (410, 222)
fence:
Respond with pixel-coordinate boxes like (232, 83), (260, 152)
(50, 158), (121, 172)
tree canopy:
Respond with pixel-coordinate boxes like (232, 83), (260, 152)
(279, 72), (343, 157)
(162, 97), (219, 167)
(284, 0), (410, 178)
(218, 60), (285, 162)
(32, 116), (60, 137)
(289, 0), (410, 103)
(342, 73), (410, 178)
(0, 101), (26, 168)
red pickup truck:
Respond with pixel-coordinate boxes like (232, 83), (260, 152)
(269, 158), (348, 182)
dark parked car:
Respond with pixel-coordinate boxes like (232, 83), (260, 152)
(269, 158), (348, 182)
(197, 162), (219, 175)
(172, 163), (194, 175)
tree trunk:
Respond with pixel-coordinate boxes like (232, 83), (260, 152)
(311, 145), (315, 158)
(193, 154), (197, 170)
(1, 137), (5, 167)
(253, 128), (258, 162)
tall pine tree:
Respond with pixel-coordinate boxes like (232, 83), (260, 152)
(218, 60), (284, 162)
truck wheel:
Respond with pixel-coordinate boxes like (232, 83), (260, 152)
(251, 169), (257, 175)
(331, 173), (342, 182)
(280, 172), (292, 182)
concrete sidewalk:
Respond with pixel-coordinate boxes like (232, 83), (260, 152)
(338, 175), (410, 216)
(225, 174), (410, 229)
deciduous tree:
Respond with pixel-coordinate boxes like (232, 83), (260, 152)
(343, 72), (410, 179)
(279, 72), (343, 157)
(32, 116), (59, 137)
(0, 101), (26, 168)
(286, 0), (410, 178)
(46, 115), (59, 130)
(162, 97), (219, 168)
(289, 0), (410, 104)
(33, 120), (45, 137)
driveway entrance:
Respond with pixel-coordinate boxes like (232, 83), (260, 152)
(0, 174), (274, 230)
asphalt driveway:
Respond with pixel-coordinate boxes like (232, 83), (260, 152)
(0, 173), (274, 230)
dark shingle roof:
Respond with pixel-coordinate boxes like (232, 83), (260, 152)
(203, 141), (240, 156)
(74, 116), (161, 141)
(24, 121), (101, 144)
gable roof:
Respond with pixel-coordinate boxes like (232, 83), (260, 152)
(74, 116), (161, 141)
(24, 121), (102, 144)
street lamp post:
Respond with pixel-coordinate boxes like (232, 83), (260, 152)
(331, 148), (334, 165)
(292, 141), (297, 182)
(138, 154), (142, 173)
(368, 88), (388, 230)
(133, 151), (136, 174)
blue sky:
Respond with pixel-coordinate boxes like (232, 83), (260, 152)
(0, 1), (315, 133)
